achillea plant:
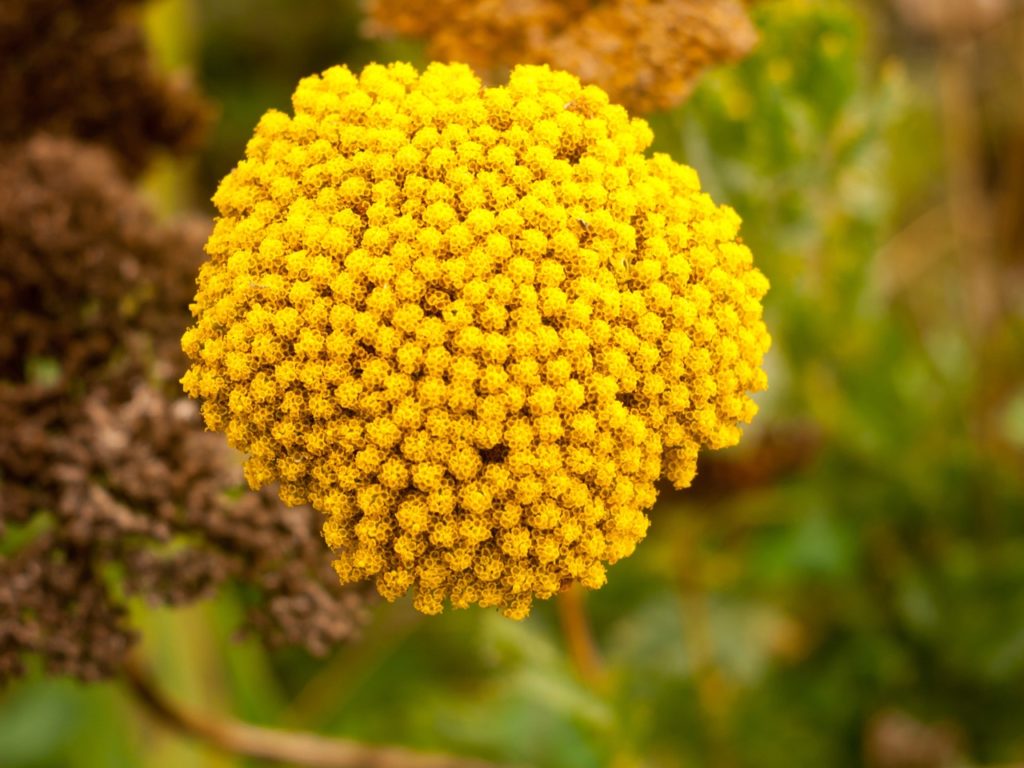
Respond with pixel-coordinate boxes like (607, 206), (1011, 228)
(363, 0), (758, 113)
(183, 62), (770, 618)
(0, 137), (371, 681)
(0, 0), (209, 173)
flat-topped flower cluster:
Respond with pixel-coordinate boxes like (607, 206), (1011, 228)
(182, 62), (770, 618)
(365, 0), (757, 113)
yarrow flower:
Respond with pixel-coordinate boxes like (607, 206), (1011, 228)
(364, 0), (758, 113)
(182, 62), (770, 618)
(0, 137), (370, 681)
(0, 0), (210, 174)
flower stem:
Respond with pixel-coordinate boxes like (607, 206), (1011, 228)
(556, 584), (606, 690)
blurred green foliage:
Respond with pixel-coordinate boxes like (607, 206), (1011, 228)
(2, 0), (1023, 766)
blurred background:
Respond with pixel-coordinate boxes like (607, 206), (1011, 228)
(2, 0), (1023, 766)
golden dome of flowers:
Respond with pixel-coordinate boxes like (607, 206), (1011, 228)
(181, 62), (770, 618)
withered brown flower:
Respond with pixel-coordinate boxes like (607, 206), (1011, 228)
(0, 137), (371, 682)
(0, 0), (210, 173)
(363, 0), (758, 112)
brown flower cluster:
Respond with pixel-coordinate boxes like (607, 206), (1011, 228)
(0, 137), (199, 386)
(0, 136), (372, 681)
(0, 0), (210, 173)
(364, 0), (758, 113)
(1, 0), (375, 679)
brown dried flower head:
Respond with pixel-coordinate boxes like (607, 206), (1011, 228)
(0, 0), (210, 173)
(0, 137), (371, 682)
(364, 0), (758, 112)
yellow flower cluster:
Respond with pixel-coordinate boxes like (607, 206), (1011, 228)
(364, 0), (758, 113)
(182, 62), (770, 618)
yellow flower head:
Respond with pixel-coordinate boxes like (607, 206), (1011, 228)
(182, 62), (770, 618)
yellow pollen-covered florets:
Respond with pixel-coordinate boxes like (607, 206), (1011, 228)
(182, 62), (770, 619)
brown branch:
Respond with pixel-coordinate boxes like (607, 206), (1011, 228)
(122, 656), (504, 768)
(937, 38), (999, 337)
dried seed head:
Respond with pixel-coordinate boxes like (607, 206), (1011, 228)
(364, 0), (758, 112)
(0, 137), (372, 683)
